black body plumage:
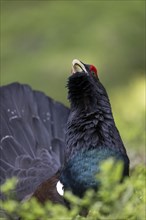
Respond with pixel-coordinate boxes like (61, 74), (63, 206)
(60, 68), (129, 197)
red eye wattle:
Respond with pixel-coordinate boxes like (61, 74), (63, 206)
(90, 65), (98, 77)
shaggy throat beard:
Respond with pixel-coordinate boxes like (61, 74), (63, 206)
(67, 72), (98, 110)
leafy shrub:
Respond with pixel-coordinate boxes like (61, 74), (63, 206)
(0, 159), (145, 220)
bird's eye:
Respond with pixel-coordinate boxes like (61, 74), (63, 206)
(90, 65), (98, 78)
(91, 71), (97, 77)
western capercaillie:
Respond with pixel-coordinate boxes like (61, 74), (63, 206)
(0, 59), (129, 203)
(59, 59), (129, 197)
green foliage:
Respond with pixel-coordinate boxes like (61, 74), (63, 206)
(1, 160), (145, 220)
(1, 178), (17, 196)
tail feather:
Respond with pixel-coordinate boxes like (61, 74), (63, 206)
(0, 82), (70, 200)
(0, 166), (6, 183)
(34, 91), (69, 141)
(1, 138), (20, 165)
(14, 121), (36, 157)
(15, 155), (32, 169)
(32, 117), (51, 152)
(51, 138), (66, 165)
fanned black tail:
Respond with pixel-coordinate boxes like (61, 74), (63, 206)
(0, 83), (69, 200)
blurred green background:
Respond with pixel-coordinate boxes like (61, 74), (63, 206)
(1, 0), (145, 167)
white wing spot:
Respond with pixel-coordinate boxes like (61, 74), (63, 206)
(56, 181), (64, 196)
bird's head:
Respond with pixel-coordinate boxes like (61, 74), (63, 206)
(71, 59), (98, 78)
(68, 59), (108, 111)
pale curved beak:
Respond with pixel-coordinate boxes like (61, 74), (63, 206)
(71, 59), (88, 74)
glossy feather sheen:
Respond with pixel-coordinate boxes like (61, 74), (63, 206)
(61, 147), (129, 197)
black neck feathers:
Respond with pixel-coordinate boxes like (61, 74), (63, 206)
(65, 72), (127, 161)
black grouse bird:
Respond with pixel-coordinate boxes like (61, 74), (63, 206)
(0, 59), (129, 204)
